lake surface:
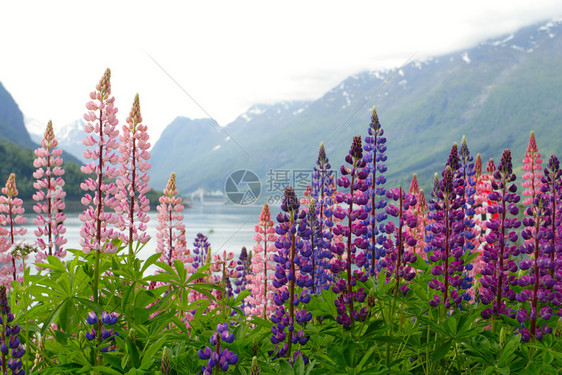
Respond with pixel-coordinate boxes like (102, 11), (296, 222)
(20, 204), (281, 261)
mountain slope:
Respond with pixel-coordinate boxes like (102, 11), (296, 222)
(142, 19), (562, 195)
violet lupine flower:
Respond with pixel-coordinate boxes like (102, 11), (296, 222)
(198, 323), (238, 374)
(114, 94), (152, 257)
(246, 204), (278, 319)
(541, 155), (562, 281)
(192, 233), (211, 271)
(514, 194), (557, 341)
(161, 347), (171, 374)
(332, 136), (369, 328)
(155, 173), (187, 266)
(271, 187), (312, 362)
(85, 311), (119, 352)
(380, 186), (418, 295)
(362, 107), (388, 276)
(0, 285), (24, 375)
(426, 166), (468, 309)
(79, 69), (121, 254)
(309, 143), (335, 292)
(480, 149), (520, 319)
(234, 247), (252, 308)
(32, 121), (67, 263)
(522, 131), (544, 206)
(0, 174), (27, 286)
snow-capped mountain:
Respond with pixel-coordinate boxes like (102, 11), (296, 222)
(28, 118), (87, 163)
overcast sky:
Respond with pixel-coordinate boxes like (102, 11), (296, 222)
(1, 1), (562, 143)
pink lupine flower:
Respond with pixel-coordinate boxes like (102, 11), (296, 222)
(32, 121), (67, 265)
(79, 68), (122, 254)
(155, 173), (186, 266)
(0, 174), (27, 285)
(114, 94), (152, 256)
(210, 250), (239, 301)
(246, 204), (279, 319)
(404, 174), (428, 259)
(521, 131), (543, 206)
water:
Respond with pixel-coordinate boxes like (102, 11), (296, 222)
(21, 204), (280, 261)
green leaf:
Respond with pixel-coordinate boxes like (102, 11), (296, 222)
(140, 335), (167, 369)
(278, 359), (295, 375)
(431, 339), (452, 362)
(294, 354), (305, 375)
(141, 253), (162, 274)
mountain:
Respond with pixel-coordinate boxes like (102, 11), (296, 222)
(0, 82), (35, 148)
(149, 18), (562, 197)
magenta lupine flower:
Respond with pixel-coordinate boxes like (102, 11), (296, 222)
(380, 187), (418, 295)
(332, 136), (369, 328)
(0, 174), (27, 286)
(210, 251), (239, 300)
(115, 94), (152, 256)
(271, 187), (312, 362)
(480, 150), (520, 319)
(522, 131), (544, 206)
(155, 173), (186, 266)
(246, 204), (278, 319)
(79, 69), (121, 254)
(426, 166), (468, 309)
(514, 194), (557, 341)
(362, 107), (388, 276)
(32, 121), (67, 264)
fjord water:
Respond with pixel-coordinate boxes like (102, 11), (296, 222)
(21, 204), (277, 261)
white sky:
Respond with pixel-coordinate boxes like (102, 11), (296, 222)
(1, 1), (562, 143)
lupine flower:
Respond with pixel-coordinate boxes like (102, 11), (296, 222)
(114, 94), (152, 257)
(308, 143), (336, 292)
(380, 186), (418, 295)
(514, 194), (557, 341)
(404, 175), (429, 259)
(251, 356), (260, 375)
(192, 233), (211, 272)
(362, 107), (388, 276)
(522, 131), (544, 206)
(198, 323), (239, 374)
(306, 199), (333, 293)
(0, 285), (24, 375)
(85, 311), (119, 352)
(234, 247), (252, 309)
(271, 187), (313, 362)
(0, 174), (27, 286)
(332, 136), (369, 328)
(161, 347), (171, 374)
(32, 120), (67, 264)
(155, 173), (187, 266)
(426, 166), (468, 309)
(480, 149), (520, 319)
(540, 155), (562, 280)
(79, 68), (121, 254)
(246, 204), (278, 319)
(210, 251), (239, 300)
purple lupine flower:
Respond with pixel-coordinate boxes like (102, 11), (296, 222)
(192, 233), (211, 271)
(0, 286), (24, 375)
(199, 322), (238, 374)
(309, 143), (335, 293)
(426, 166), (468, 310)
(234, 247), (252, 310)
(380, 186), (418, 295)
(362, 107), (388, 276)
(271, 187), (312, 363)
(480, 149), (520, 318)
(332, 136), (369, 328)
(540, 155), (562, 282)
(515, 194), (557, 341)
(85, 311), (119, 352)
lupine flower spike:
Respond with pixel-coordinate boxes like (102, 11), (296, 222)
(115, 94), (152, 258)
(480, 150), (520, 319)
(155, 173), (187, 267)
(271, 187), (312, 362)
(79, 68), (121, 254)
(198, 323), (238, 374)
(0, 174), (27, 286)
(32, 121), (67, 263)
(0, 286), (25, 375)
(246, 204), (278, 319)
(362, 107), (388, 276)
(332, 136), (369, 328)
(522, 131), (544, 206)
